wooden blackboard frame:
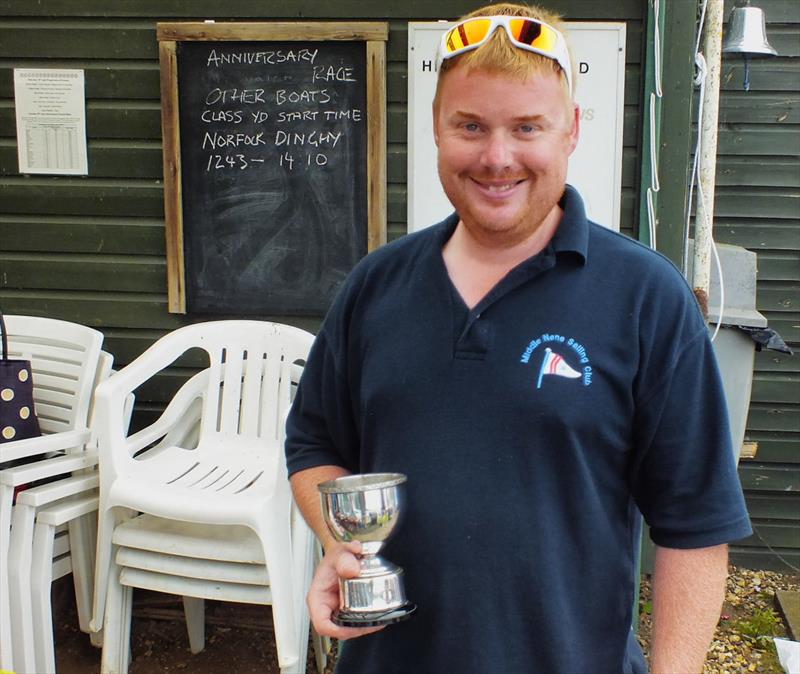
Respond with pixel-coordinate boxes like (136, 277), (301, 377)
(156, 22), (388, 314)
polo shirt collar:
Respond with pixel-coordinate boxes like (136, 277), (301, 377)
(434, 184), (589, 266)
(550, 185), (589, 265)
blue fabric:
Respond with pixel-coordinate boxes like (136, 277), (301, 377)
(286, 187), (752, 674)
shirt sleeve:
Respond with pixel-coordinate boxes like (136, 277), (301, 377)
(284, 278), (362, 478)
(630, 324), (753, 549)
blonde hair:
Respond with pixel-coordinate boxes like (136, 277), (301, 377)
(435, 3), (575, 105)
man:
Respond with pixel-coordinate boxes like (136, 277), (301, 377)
(285, 3), (752, 672)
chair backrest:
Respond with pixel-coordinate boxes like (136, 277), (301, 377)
(3, 316), (103, 435)
(173, 361), (305, 444)
(128, 321), (313, 446)
(87, 350), (136, 450)
(192, 322), (313, 444)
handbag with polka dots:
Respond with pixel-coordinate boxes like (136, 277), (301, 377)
(0, 310), (42, 445)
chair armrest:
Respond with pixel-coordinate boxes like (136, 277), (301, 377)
(93, 333), (206, 407)
(14, 472), (99, 508)
(0, 429), (91, 464)
(121, 370), (207, 455)
(36, 493), (99, 527)
(91, 344), (203, 459)
(0, 449), (98, 487)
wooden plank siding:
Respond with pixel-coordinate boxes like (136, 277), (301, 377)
(1, 0), (796, 571)
(0, 1), (645, 350)
(717, 0), (800, 571)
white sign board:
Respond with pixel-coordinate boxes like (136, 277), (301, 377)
(14, 68), (88, 175)
(408, 22), (626, 232)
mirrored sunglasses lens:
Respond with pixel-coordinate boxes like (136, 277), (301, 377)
(509, 19), (556, 51)
(446, 18), (492, 52)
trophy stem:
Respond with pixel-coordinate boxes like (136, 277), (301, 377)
(358, 553), (399, 578)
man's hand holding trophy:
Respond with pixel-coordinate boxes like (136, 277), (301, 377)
(318, 473), (416, 627)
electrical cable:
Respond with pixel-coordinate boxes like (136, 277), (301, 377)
(710, 229), (725, 342)
(653, 0), (663, 98)
(647, 93), (659, 249)
(750, 524), (800, 574)
(695, 0), (709, 56)
(645, 0), (663, 250)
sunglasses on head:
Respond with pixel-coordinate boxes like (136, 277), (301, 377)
(437, 16), (573, 94)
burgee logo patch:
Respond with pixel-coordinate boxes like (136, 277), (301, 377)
(520, 333), (593, 389)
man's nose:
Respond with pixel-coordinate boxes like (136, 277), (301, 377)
(480, 131), (513, 170)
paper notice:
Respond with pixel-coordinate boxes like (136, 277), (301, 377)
(14, 68), (88, 175)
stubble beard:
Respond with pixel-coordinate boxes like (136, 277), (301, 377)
(442, 170), (566, 249)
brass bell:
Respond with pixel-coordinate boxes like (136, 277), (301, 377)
(722, 5), (778, 91)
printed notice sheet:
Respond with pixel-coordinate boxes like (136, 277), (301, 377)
(14, 68), (88, 175)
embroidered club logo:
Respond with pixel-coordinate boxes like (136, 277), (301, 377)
(537, 348), (582, 389)
(520, 333), (593, 389)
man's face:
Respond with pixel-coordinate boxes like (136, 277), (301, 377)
(434, 65), (579, 247)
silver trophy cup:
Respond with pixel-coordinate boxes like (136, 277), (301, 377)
(318, 473), (416, 627)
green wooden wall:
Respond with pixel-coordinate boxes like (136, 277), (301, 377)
(0, 0), (646, 419)
(716, 0), (800, 571)
(0, 0), (796, 569)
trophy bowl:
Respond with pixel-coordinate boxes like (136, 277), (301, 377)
(318, 473), (416, 627)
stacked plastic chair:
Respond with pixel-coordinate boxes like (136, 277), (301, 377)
(90, 321), (318, 674)
(0, 315), (105, 672)
(8, 350), (137, 673)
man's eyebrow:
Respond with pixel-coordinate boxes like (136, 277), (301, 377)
(511, 114), (547, 123)
(449, 110), (482, 120)
(447, 111), (548, 123)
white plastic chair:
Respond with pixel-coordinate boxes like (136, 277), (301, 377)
(90, 320), (315, 674)
(7, 351), (135, 673)
(9, 473), (99, 672)
(101, 503), (323, 673)
(0, 315), (104, 671)
(96, 362), (324, 673)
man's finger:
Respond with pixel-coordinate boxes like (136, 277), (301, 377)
(319, 618), (386, 641)
(335, 550), (363, 578)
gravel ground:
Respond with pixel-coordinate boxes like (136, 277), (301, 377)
(55, 565), (798, 673)
(638, 565), (800, 673)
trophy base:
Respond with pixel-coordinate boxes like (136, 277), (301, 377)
(332, 602), (417, 628)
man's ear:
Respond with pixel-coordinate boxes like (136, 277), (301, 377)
(432, 100), (440, 147)
(568, 104), (581, 155)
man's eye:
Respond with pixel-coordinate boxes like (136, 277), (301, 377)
(464, 123), (480, 132)
(519, 124), (535, 133)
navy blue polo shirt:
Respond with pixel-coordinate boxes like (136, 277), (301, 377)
(286, 187), (752, 674)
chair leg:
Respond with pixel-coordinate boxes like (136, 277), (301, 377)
(88, 514), (103, 644)
(0, 484), (16, 670)
(8, 501), (37, 674)
(294, 523), (315, 674)
(181, 595), (206, 654)
(90, 626), (104, 648)
(91, 505), (117, 633)
(313, 542), (332, 671)
(31, 518), (57, 674)
(69, 512), (97, 634)
(260, 533), (299, 673)
(312, 626), (330, 674)
(84, 481), (102, 651)
(100, 560), (132, 674)
(119, 585), (133, 674)
(309, 549), (331, 674)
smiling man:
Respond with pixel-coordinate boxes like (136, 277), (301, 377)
(435, 48), (579, 308)
(285, 4), (752, 673)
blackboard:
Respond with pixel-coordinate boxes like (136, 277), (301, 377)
(157, 23), (388, 315)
